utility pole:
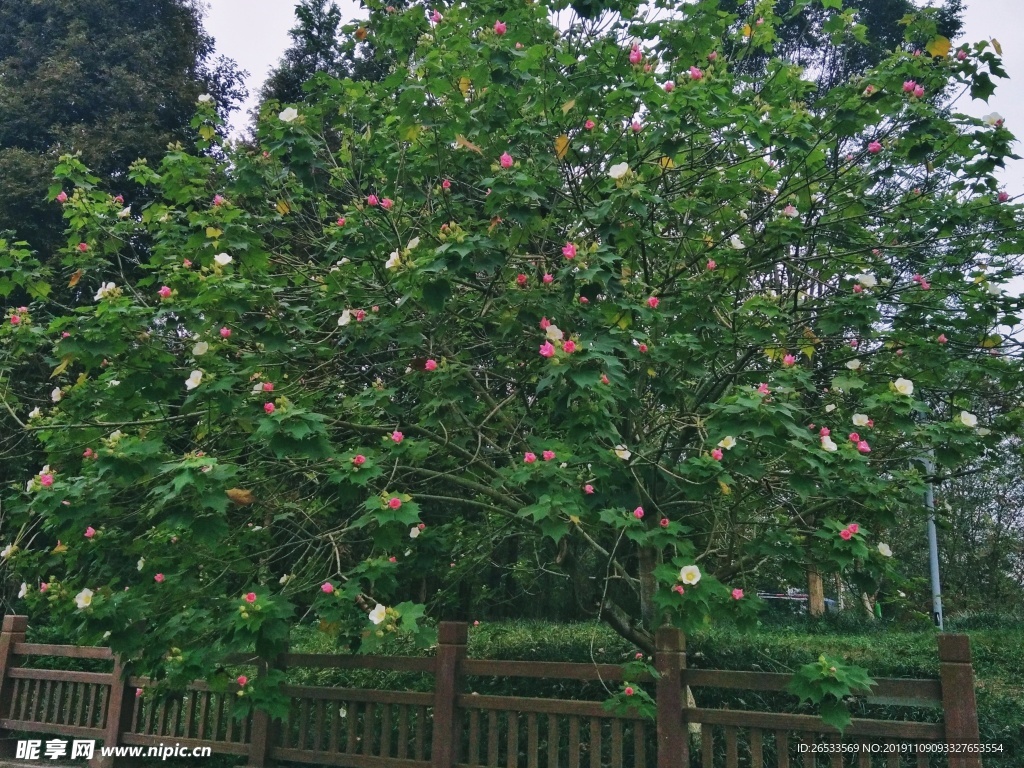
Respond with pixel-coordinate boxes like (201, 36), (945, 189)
(922, 452), (944, 630)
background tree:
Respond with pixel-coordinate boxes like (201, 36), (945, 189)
(1, 0), (1022, 704)
(0, 0), (247, 256)
(260, 0), (346, 106)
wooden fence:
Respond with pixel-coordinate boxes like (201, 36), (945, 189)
(0, 615), (983, 767)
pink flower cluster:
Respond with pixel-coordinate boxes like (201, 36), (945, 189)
(902, 80), (925, 98)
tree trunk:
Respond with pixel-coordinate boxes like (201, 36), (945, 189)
(638, 545), (659, 630)
(807, 566), (825, 617)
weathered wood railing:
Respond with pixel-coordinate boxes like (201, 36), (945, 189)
(0, 615), (983, 767)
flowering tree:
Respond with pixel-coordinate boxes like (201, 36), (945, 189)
(2, 0), (1023, 703)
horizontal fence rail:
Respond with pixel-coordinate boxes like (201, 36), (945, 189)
(0, 615), (982, 768)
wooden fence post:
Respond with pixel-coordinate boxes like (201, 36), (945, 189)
(938, 634), (981, 768)
(0, 615), (28, 757)
(89, 655), (133, 768)
(655, 626), (688, 768)
(247, 650), (287, 768)
(431, 621), (468, 768)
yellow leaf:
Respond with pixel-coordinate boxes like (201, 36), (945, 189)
(199, 125), (216, 141)
(981, 334), (1002, 348)
(455, 134), (483, 154)
(52, 541), (68, 554)
(402, 124), (422, 141)
(51, 356), (72, 379)
(800, 345), (815, 359)
(276, 200), (291, 215)
(458, 77), (472, 98)
(764, 347), (783, 361)
(354, 26), (368, 41)
(659, 156), (675, 169)
(568, 515), (581, 525)
(992, 38), (1002, 55)
(554, 134), (570, 160)
(226, 488), (257, 505)
(75, 373), (88, 386)
(742, 23), (752, 37)
(718, 480), (731, 495)
(205, 227), (222, 239)
(561, 98), (576, 115)
(647, 368), (657, 378)
(68, 269), (83, 288)
(615, 313), (632, 330)
(926, 36), (951, 58)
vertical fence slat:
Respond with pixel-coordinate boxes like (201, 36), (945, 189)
(210, 693), (223, 742)
(331, 703), (343, 755)
(701, 724), (713, 768)
(589, 718), (602, 768)
(527, 712), (538, 768)
(18, 679), (33, 722)
(547, 715), (559, 768)
(196, 690), (209, 741)
(887, 753), (899, 768)
(396, 705), (408, 759)
(801, 735), (814, 768)
(568, 716), (580, 768)
(314, 699), (326, 753)
(634, 722), (646, 768)
(75, 682), (86, 727)
(0, 616), (28, 723)
(383, 703), (395, 758)
(34, 679), (49, 722)
(917, 750), (930, 768)
(506, 711), (519, 768)
(857, 744), (871, 768)
(776, 731), (790, 768)
(610, 719), (623, 768)
(724, 725), (738, 768)
(749, 728), (763, 768)
(363, 702), (375, 756)
(487, 710), (498, 766)
(53, 681), (65, 724)
(183, 694), (193, 737)
(415, 705), (426, 760)
(346, 702), (358, 753)
(829, 739), (843, 768)
(468, 709), (480, 765)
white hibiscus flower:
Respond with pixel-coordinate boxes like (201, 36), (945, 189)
(369, 604), (388, 625)
(185, 370), (203, 391)
(608, 162), (630, 180)
(679, 565), (702, 585)
(957, 411), (978, 428)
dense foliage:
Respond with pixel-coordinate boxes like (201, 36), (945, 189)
(2, 0), (1023, 710)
